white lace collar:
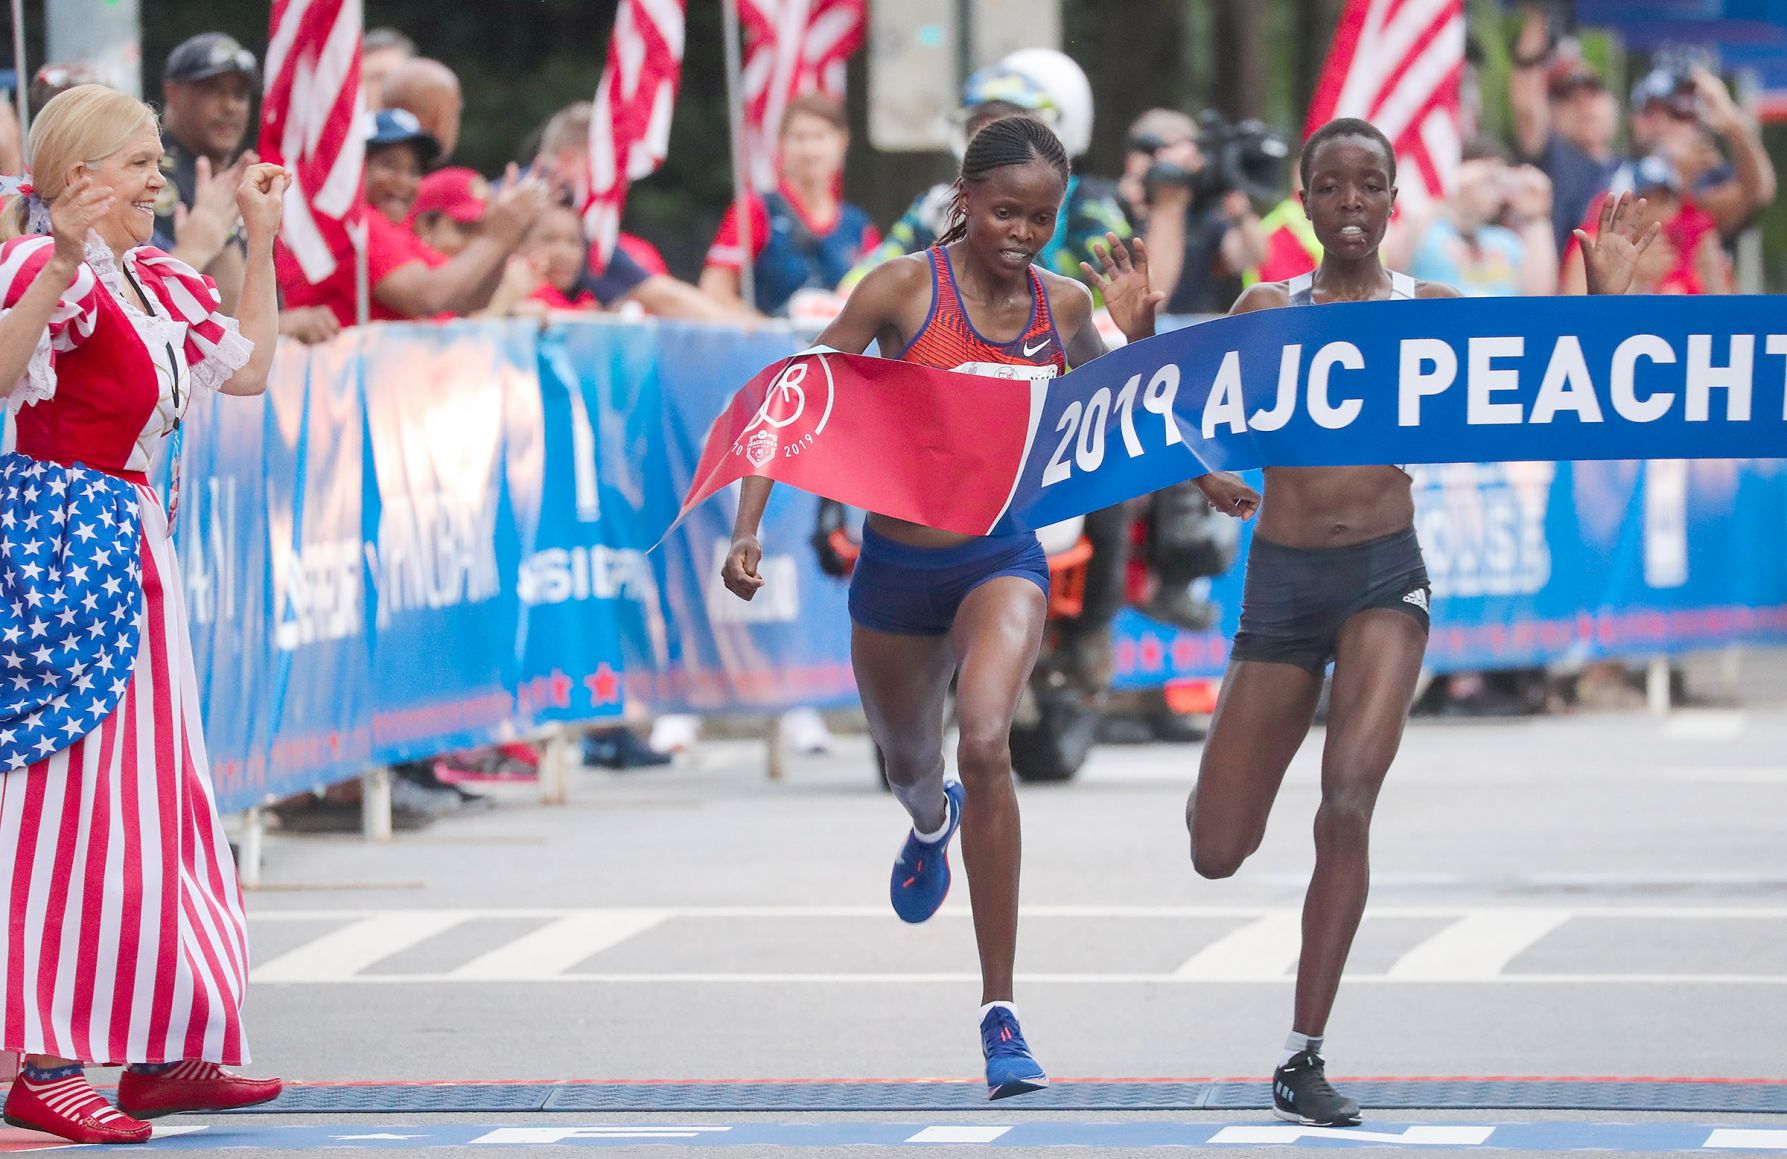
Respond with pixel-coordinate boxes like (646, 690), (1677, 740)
(82, 232), (189, 351)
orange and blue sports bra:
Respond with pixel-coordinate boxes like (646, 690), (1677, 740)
(897, 246), (1067, 380)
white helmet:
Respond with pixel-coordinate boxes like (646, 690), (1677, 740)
(957, 47), (1094, 159)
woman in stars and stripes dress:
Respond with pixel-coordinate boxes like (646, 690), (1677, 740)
(0, 86), (287, 1145)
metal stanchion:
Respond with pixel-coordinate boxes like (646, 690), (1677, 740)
(540, 726), (572, 806)
(362, 767), (393, 841)
(765, 713), (785, 781)
(1646, 655), (1672, 715)
(238, 806), (266, 888)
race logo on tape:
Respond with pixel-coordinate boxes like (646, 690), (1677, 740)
(732, 353), (836, 467)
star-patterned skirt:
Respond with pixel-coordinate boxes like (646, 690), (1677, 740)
(0, 468), (250, 1065)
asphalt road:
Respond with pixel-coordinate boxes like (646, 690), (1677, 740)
(7, 677), (1787, 1155)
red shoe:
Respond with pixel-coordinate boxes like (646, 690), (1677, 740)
(3, 1070), (153, 1144)
(116, 1061), (284, 1119)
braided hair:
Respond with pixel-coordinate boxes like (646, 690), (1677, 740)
(937, 114), (1071, 247)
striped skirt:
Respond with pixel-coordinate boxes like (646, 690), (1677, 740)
(0, 485), (249, 1065)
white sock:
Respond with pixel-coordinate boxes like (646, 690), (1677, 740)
(912, 792), (954, 842)
(980, 1000), (1018, 1022)
(1278, 1030), (1323, 1067)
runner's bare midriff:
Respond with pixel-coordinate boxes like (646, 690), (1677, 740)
(866, 511), (978, 549)
(1256, 465), (1415, 549)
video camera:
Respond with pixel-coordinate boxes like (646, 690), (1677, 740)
(1130, 111), (1290, 205)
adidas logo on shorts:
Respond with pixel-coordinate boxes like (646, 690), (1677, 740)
(1402, 588), (1429, 612)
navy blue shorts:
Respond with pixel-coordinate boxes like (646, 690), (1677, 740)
(847, 525), (1049, 636)
(1230, 527), (1430, 673)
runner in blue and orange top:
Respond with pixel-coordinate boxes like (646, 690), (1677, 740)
(720, 115), (1161, 1100)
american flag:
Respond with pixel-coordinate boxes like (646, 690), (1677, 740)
(0, 458), (143, 773)
(260, 0), (365, 285)
(1305, 0), (1465, 210)
(584, 0), (687, 267)
(739, 0), (865, 188)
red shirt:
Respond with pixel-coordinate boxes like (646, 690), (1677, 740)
(275, 211), (448, 327)
(529, 283), (600, 311)
(1567, 193), (1719, 295)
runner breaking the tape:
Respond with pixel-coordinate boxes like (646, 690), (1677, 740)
(1184, 117), (1659, 1127)
(721, 114), (1161, 1100)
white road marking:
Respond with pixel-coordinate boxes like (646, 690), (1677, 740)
(248, 971), (1787, 985)
(1663, 711), (1747, 739)
(1172, 912), (1304, 980)
(1387, 909), (1570, 980)
(250, 911), (471, 982)
(1209, 1125), (1496, 1145)
(1704, 1128), (1787, 1149)
(906, 1125), (1014, 1143)
(449, 910), (669, 979)
(247, 904), (1787, 921)
(468, 1126), (732, 1144)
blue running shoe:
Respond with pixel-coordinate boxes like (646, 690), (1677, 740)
(980, 1006), (1049, 1100)
(889, 781), (964, 924)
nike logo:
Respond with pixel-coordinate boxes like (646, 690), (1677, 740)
(1021, 339), (1050, 357)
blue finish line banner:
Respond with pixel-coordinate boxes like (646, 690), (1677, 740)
(128, 312), (1787, 813)
(684, 295), (1787, 535)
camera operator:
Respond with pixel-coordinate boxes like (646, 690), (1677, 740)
(1118, 108), (1270, 317)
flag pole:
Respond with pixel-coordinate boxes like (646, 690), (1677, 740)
(352, 218), (370, 327)
(11, 0), (29, 135)
(720, 0), (756, 313)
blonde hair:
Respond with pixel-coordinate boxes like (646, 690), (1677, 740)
(1, 84), (159, 241)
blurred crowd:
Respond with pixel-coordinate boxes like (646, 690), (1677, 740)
(0, 1), (1771, 805)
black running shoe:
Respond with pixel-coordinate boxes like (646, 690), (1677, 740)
(1272, 1051), (1362, 1126)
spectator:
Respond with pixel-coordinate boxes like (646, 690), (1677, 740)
(534, 102), (743, 321)
(275, 109), (546, 327)
(517, 201), (602, 311)
(29, 61), (102, 112)
(698, 94), (878, 316)
(152, 34), (257, 315)
(411, 166), (491, 256)
(361, 27), (416, 111)
(1119, 108), (1265, 315)
(382, 57), (464, 164)
(1626, 66), (1776, 240)
(1389, 137), (1557, 297)
(0, 91), (19, 176)
(842, 49), (1130, 292)
(1508, 6), (1620, 257)
(1561, 155), (1729, 295)
(1249, 158), (1321, 285)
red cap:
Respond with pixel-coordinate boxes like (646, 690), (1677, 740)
(413, 167), (491, 224)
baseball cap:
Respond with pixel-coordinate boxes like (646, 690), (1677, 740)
(1630, 68), (1697, 119)
(1629, 153), (1682, 194)
(164, 33), (259, 85)
(413, 167), (491, 223)
(363, 108), (442, 164)
(1546, 56), (1604, 99)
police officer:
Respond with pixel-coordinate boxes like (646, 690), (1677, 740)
(154, 34), (259, 314)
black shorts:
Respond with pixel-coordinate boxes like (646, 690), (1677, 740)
(1229, 528), (1430, 673)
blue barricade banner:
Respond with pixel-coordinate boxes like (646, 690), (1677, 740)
(148, 313), (1787, 814)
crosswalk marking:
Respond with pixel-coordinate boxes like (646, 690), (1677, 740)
(237, 906), (1787, 985)
(1387, 909), (1570, 980)
(449, 911), (670, 980)
(251, 912), (471, 982)
(1172, 913), (1304, 980)
(1209, 1126), (1497, 1145)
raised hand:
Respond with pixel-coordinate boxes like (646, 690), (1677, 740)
(48, 174), (114, 265)
(235, 162), (290, 247)
(1575, 191), (1661, 296)
(174, 152), (251, 262)
(1080, 231), (1166, 343)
